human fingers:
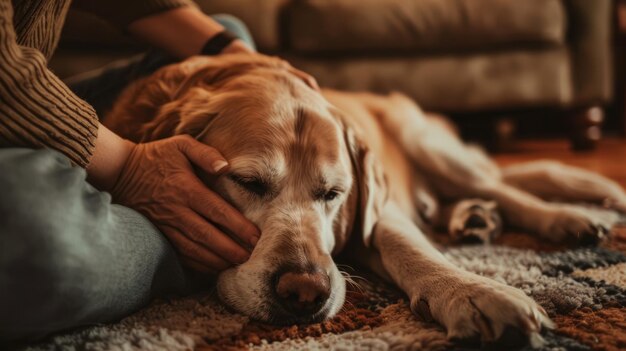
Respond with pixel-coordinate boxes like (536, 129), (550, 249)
(175, 135), (230, 175)
(161, 226), (232, 271)
(179, 208), (251, 264)
(188, 180), (261, 247)
(180, 256), (216, 275)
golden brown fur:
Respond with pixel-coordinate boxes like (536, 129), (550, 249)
(105, 54), (626, 345)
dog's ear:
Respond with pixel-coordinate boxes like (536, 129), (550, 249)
(106, 54), (289, 142)
(137, 94), (220, 142)
(333, 111), (389, 250)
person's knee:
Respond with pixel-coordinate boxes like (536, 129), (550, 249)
(1, 148), (108, 237)
(0, 147), (81, 194)
(211, 14), (256, 50)
(0, 148), (113, 264)
(0, 149), (112, 337)
(0, 147), (71, 178)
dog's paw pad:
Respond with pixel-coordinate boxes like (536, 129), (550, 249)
(449, 200), (502, 244)
(576, 224), (607, 246)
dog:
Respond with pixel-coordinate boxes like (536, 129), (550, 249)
(105, 54), (626, 346)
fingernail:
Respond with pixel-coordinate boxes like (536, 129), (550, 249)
(250, 235), (259, 246)
(212, 160), (228, 173)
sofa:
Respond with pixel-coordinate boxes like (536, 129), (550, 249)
(50, 0), (614, 149)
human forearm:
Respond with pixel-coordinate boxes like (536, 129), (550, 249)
(127, 6), (252, 59)
(86, 123), (135, 191)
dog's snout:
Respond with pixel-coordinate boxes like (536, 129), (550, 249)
(274, 268), (330, 316)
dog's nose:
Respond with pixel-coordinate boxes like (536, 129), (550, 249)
(274, 269), (330, 316)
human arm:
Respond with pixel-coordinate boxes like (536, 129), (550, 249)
(128, 7), (319, 88)
(72, 1), (319, 89)
(71, 0), (253, 59)
(127, 6), (254, 58)
(0, 0), (98, 167)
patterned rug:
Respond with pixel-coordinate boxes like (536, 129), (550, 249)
(22, 226), (626, 351)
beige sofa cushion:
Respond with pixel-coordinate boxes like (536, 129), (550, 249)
(288, 0), (566, 53)
(285, 47), (572, 112)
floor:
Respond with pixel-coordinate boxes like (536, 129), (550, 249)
(26, 138), (626, 351)
(492, 138), (626, 188)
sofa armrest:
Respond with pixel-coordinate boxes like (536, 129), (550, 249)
(563, 0), (613, 105)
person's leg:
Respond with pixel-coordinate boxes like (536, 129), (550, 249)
(66, 14), (256, 117)
(0, 148), (189, 342)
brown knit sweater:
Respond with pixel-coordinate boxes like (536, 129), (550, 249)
(0, 0), (191, 167)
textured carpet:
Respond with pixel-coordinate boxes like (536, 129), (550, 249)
(23, 227), (626, 351)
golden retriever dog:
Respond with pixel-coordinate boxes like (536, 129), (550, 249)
(105, 54), (626, 346)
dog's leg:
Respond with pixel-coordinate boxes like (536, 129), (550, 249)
(437, 199), (503, 244)
(502, 161), (626, 213)
(408, 128), (611, 242)
(370, 203), (552, 345)
(478, 184), (618, 243)
(370, 94), (617, 242)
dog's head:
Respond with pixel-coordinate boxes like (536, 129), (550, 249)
(106, 54), (384, 324)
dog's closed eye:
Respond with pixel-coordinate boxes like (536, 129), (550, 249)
(229, 174), (269, 197)
(314, 188), (342, 202)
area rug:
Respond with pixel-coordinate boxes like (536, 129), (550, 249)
(22, 226), (626, 351)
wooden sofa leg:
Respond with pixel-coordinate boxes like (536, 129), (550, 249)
(570, 106), (604, 151)
(492, 117), (517, 153)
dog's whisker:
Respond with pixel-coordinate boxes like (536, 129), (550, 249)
(339, 268), (367, 280)
(348, 274), (368, 283)
(339, 299), (357, 314)
(340, 271), (367, 294)
(336, 263), (357, 272)
(340, 270), (367, 283)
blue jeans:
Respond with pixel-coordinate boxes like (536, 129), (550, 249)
(0, 15), (254, 344)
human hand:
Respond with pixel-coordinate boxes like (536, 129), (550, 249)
(110, 135), (260, 274)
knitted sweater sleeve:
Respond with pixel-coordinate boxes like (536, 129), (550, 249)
(0, 0), (98, 168)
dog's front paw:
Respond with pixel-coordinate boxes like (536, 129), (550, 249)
(412, 276), (553, 347)
(544, 206), (620, 245)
